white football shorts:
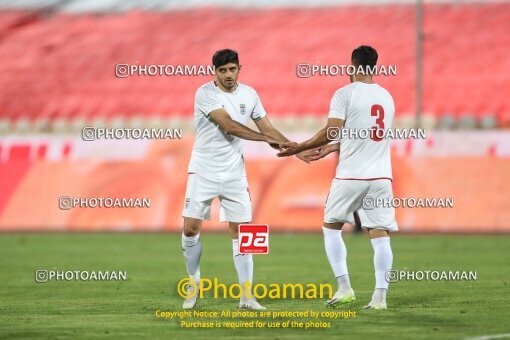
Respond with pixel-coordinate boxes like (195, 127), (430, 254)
(324, 178), (398, 231)
(182, 174), (252, 223)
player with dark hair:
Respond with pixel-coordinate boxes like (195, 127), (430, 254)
(181, 49), (309, 310)
(278, 45), (397, 310)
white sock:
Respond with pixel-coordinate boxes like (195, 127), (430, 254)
(322, 226), (351, 292)
(336, 274), (352, 293)
(232, 239), (253, 300)
(182, 233), (202, 284)
(371, 236), (393, 290)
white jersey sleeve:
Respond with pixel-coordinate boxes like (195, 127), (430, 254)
(328, 86), (353, 120)
(250, 91), (267, 122)
(195, 87), (223, 117)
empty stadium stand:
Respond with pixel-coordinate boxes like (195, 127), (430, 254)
(0, 3), (508, 129)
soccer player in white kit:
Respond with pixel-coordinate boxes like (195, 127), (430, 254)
(278, 46), (397, 310)
(181, 49), (309, 310)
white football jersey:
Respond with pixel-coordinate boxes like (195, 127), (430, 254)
(188, 81), (266, 181)
(328, 81), (395, 180)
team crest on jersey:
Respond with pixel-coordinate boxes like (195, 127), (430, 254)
(185, 198), (190, 208)
(240, 104), (246, 115)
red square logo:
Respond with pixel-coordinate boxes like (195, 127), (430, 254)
(238, 224), (269, 254)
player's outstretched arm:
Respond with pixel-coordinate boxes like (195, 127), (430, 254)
(254, 117), (311, 163)
(254, 117), (288, 142)
(209, 109), (280, 148)
(277, 118), (344, 157)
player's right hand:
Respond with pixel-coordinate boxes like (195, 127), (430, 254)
(298, 148), (322, 161)
(277, 142), (300, 157)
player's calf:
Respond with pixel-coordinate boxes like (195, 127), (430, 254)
(365, 229), (393, 310)
(322, 224), (355, 307)
(181, 217), (203, 310)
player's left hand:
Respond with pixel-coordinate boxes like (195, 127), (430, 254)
(295, 151), (311, 164)
(303, 146), (330, 161)
(277, 142), (300, 157)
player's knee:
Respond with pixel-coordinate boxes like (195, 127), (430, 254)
(183, 219), (201, 236)
(228, 223), (239, 233)
(228, 222), (248, 238)
(183, 229), (198, 237)
(368, 228), (389, 239)
(323, 222), (344, 230)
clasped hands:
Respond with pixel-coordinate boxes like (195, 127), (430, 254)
(264, 136), (334, 164)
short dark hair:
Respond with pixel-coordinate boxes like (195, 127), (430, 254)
(351, 45), (378, 68)
(212, 49), (239, 68)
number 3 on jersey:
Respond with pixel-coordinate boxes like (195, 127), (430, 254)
(371, 104), (385, 142)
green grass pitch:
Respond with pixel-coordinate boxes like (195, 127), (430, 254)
(0, 233), (509, 339)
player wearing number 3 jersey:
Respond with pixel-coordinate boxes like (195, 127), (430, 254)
(278, 46), (397, 310)
(328, 82), (394, 181)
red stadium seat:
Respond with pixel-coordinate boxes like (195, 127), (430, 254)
(0, 4), (508, 123)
